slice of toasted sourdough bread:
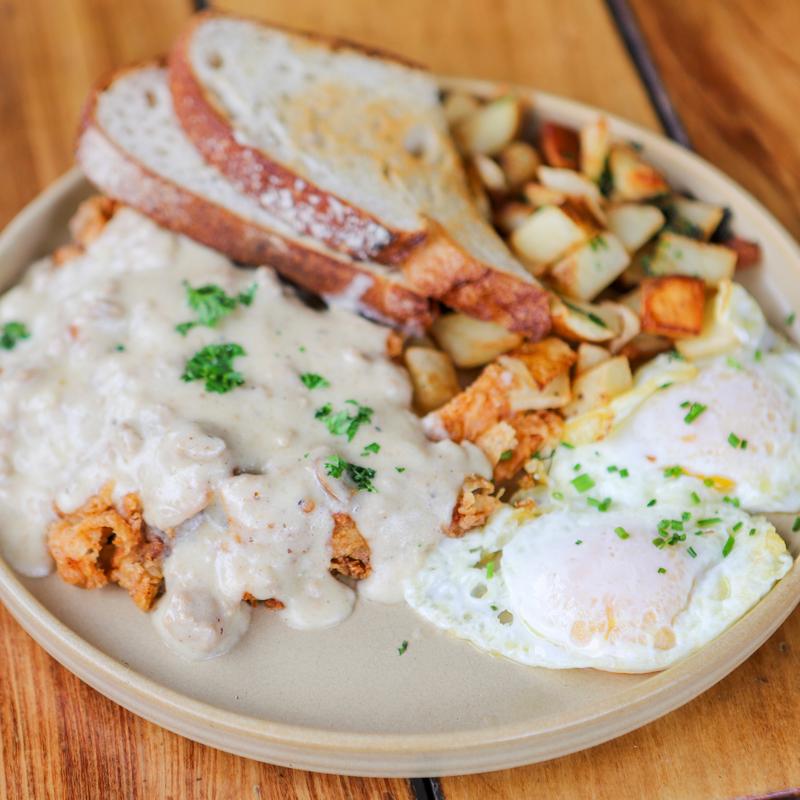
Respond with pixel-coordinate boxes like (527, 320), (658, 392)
(169, 13), (551, 337)
(76, 64), (436, 331)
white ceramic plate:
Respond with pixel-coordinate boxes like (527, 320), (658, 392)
(0, 80), (799, 777)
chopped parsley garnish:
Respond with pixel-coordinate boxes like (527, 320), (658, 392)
(315, 400), (374, 441)
(786, 311), (796, 326)
(499, 449), (514, 462)
(647, 499), (657, 507)
(727, 432), (747, 449)
(176, 281), (258, 335)
(486, 560), (496, 579)
(687, 546), (697, 558)
(588, 496), (612, 512)
(683, 402), (707, 424)
(588, 235), (609, 253)
(726, 356), (742, 370)
(793, 517), (800, 532)
(663, 466), (683, 478)
(324, 455), (377, 492)
(657, 567), (667, 574)
(697, 517), (722, 527)
(690, 491), (701, 505)
(362, 442), (380, 456)
(181, 343), (246, 393)
(0, 321), (30, 350)
(300, 372), (330, 390)
(298, 345), (306, 353)
(397, 640), (408, 656)
(395, 466), (406, 473)
(722, 534), (735, 558)
(571, 473), (595, 493)
(682, 511), (692, 521)
(614, 526), (630, 540)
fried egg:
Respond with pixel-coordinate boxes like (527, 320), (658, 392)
(406, 504), (791, 672)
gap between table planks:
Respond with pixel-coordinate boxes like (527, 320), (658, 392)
(0, 0), (798, 798)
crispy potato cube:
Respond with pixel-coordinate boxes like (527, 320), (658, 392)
(609, 144), (669, 201)
(607, 203), (665, 252)
(579, 117), (610, 181)
(641, 275), (706, 338)
(425, 339), (575, 442)
(454, 96), (522, 156)
(564, 356), (633, 417)
(675, 280), (747, 359)
(648, 232), (737, 286)
(576, 342), (611, 375)
(447, 476), (500, 537)
(431, 313), (523, 368)
(537, 166), (604, 221)
(443, 91), (481, 125)
(510, 202), (596, 270)
(498, 141), (540, 188)
(492, 411), (563, 483)
(619, 332), (672, 364)
(522, 182), (566, 208)
(549, 233), (630, 300)
(404, 346), (460, 413)
(550, 295), (621, 343)
(601, 300), (642, 353)
(722, 236), (761, 269)
(539, 122), (580, 169)
(494, 201), (535, 234)
(670, 197), (724, 240)
(471, 153), (507, 194)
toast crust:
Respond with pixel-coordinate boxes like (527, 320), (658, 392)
(76, 65), (437, 332)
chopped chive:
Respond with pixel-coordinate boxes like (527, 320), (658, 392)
(726, 356), (742, 370)
(575, 539), (583, 545)
(560, 441), (575, 449)
(793, 517), (800, 532)
(727, 432), (743, 448)
(614, 526), (630, 540)
(690, 491), (701, 505)
(680, 400), (690, 409)
(659, 382), (673, 390)
(499, 449), (514, 462)
(732, 521), (743, 532)
(607, 465), (618, 473)
(687, 546), (698, 558)
(704, 478), (715, 487)
(647, 499), (657, 507)
(552, 491), (565, 501)
(697, 517), (722, 527)
(786, 311), (796, 326)
(657, 567), (667, 574)
(749, 528), (756, 536)
(397, 640), (408, 656)
(571, 474), (595, 493)
(652, 538), (666, 549)
(664, 466), (683, 478)
(486, 560), (495, 579)
(754, 349), (763, 362)
(683, 402), (707, 424)
(723, 496), (741, 508)
(395, 466), (406, 473)
(587, 496), (612, 511)
(722, 534), (735, 558)
(573, 463), (582, 471)
(619, 468), (629, 478)
(682, 511), (691, 521)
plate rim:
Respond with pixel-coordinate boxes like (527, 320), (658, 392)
(0, 79), (799, 777)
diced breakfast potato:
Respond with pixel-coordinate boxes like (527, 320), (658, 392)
(609, 144), (669, 201)
(606, 203), (665, 252)
(618, 286), (643, 314)
(431, 313), (523, 368)
(497, 141), (540, 188)
(538, 166), (604, 215)
(676, 280), (745, 359)
(494, 201), (534, 234)
(443, 91), (481, 125)
(601, 300), (641, 353)
(640, 275), (706, 338)
(404, 346), (460, 413)
(549, 232), (630, 301)
(510, 202), (597, 270)
(471, 153), (507, 194)
(619, 332), (673, 363)
(669, 197), (725, 240)
(454, 96), (522, 156)
(575, 342), (611, 374)
(550, 295), (621, 343)
(539, 122), (580, 170)
(579, 117), (610, 182)
(522, 182), (567, 208)
(648, 232), (737, 286)
(505, 338), (577, 389)
(722, 236), (761, 268)
(564, 356), (633, 417)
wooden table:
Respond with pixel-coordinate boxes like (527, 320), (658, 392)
(1, 1), (798, 797)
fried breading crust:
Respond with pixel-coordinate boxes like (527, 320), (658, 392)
(330, 513), (372, 579)
(492, 411), (563, 483)
(47, 484), (163, 611)
(447, 475), (500, 537)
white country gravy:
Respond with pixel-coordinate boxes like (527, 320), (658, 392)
(0, 209), (488, 659)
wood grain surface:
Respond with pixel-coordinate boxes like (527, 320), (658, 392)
(0, 0), (798, 798)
